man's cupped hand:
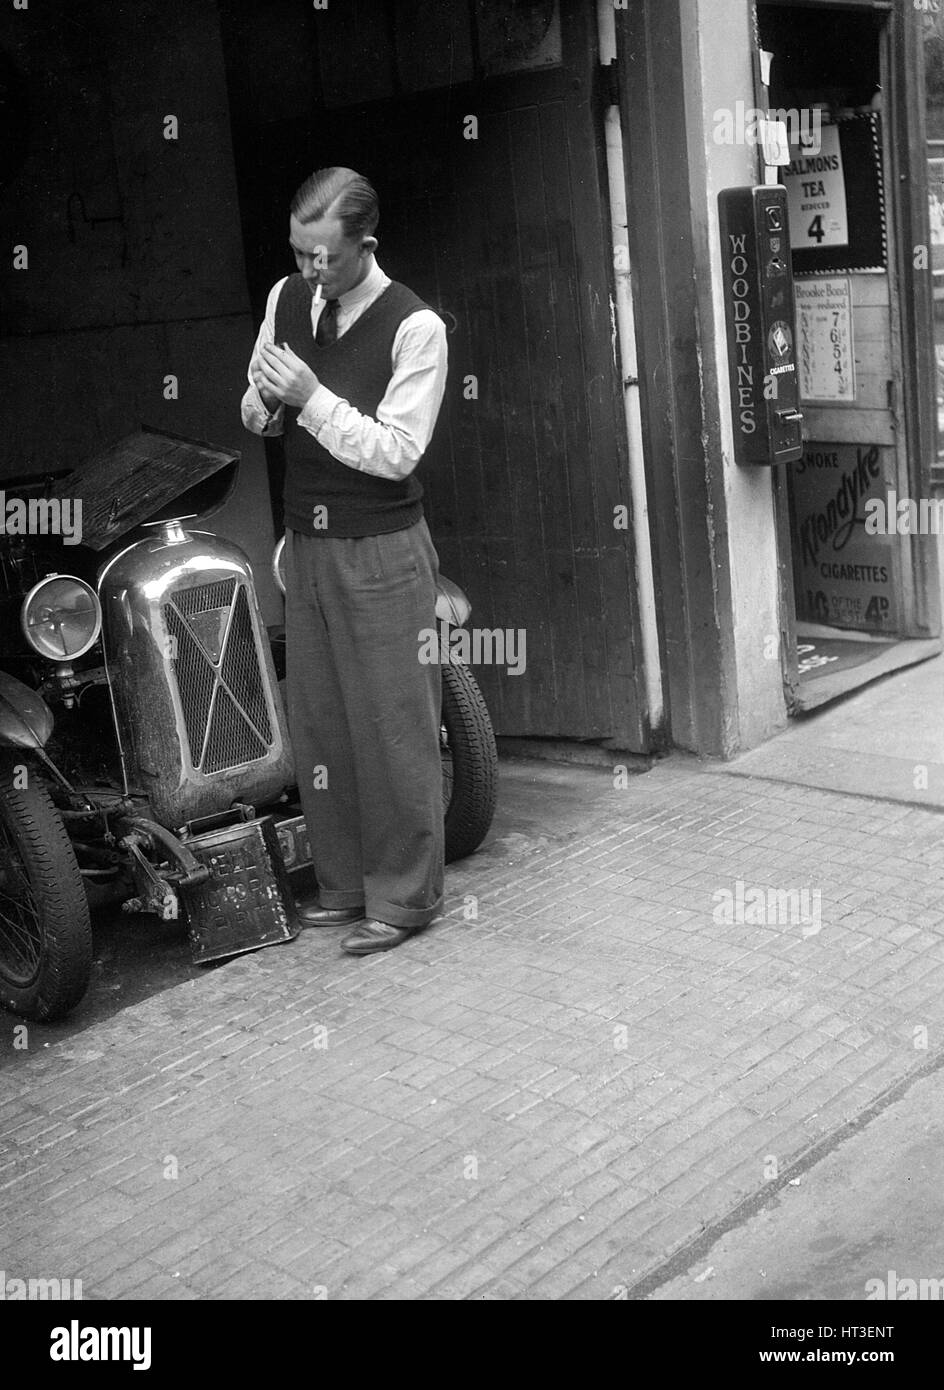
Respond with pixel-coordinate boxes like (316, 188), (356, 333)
(258, 342), (320, 408)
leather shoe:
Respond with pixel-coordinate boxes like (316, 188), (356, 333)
(296, 897), (365, 928)
(341, 918), (421, 955)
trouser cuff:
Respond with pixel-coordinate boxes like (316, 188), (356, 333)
(316, 886), (366, 910)
(367, 896), (443, 930)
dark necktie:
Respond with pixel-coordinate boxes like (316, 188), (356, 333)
(316, 297), (340, 347)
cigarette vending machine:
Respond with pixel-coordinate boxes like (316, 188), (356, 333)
(718, 184), (803, 465)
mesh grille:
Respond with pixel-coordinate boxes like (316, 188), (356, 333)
(175, 578), (237, 618)
(203, 685), (267, 772)
(219, 588), (272, 742)
(164, 579), (274, 774)
(166, 606), (215, 759)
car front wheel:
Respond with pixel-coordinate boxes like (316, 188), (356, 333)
(0, 754), (92, 1021)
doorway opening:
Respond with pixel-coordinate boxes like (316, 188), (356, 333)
(759, 1), (941, 710)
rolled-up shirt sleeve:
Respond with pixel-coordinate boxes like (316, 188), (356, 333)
(241, 278), (288, 437)
(296, 309), (448, 480)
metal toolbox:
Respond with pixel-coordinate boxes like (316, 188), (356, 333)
(181, 813), (300, 964)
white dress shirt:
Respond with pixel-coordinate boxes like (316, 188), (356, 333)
(241, 258), (447, 481)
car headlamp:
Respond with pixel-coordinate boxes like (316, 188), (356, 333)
(21, 573), (102, 660)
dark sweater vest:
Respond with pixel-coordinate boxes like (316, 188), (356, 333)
(274, 273), (433, 537)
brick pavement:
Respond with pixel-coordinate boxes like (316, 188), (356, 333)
(3, 758), (944, 1299)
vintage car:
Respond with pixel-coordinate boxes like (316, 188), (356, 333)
(0, 430), (497, 1022)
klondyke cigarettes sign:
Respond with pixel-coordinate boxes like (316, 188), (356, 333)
(790, 442), (896, 632)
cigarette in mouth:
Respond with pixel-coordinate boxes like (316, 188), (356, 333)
(313, 284), (323, 305)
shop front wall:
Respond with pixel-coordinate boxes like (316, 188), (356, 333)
(752, 0), (941, 708)
(617, 0), (790, 757)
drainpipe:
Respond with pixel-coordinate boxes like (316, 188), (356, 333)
(597, 0), (664, 734)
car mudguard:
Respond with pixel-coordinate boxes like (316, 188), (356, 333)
(0, 671), (54, 750)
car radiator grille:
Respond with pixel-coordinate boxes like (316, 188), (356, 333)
(164, 578), (273, 773)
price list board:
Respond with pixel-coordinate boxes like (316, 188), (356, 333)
(794, 277), (855, 403)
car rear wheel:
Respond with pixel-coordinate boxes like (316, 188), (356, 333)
(441, 659), (498, 863)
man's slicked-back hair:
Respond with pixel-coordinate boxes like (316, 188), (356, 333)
(290, 167), (379, 241)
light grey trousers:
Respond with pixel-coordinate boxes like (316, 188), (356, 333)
(284, 520), (444, 929)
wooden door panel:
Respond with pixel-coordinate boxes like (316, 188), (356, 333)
(220, 0), (649, 746)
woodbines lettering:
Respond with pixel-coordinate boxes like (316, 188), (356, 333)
(799, 444), (881, 565)
(727, 233), (757, 436)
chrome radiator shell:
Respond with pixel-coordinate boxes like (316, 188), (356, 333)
(98, 521), (294, 828)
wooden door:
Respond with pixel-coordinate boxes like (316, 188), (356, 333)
(220, 0), (652, 748)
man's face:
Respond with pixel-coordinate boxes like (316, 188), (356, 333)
(289, 212), (374, 299)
